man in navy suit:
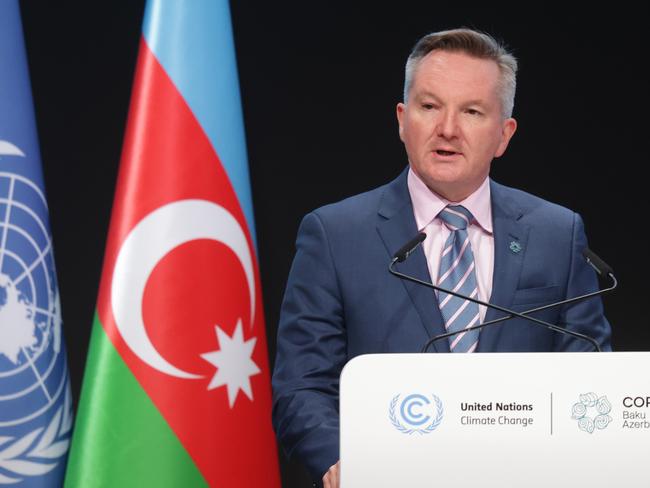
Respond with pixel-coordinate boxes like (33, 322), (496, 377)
(272, 28), (611, 487)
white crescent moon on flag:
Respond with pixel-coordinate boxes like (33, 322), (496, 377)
(111, 199), (256, 379)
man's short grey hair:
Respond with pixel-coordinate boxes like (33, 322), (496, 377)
(403, 28), (518, 119)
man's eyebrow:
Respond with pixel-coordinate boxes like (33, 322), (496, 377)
(415, 91), (440, 101)
(463, 99), (490, 107)
(415, 92), (490, 108)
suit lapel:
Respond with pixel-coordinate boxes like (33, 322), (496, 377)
(376, 169), (449, 353)
(477, 180), (530, 352)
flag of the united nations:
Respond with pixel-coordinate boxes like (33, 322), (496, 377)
(0, 1), (73, 486)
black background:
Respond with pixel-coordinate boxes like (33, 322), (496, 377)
(19, 2), (649, 486)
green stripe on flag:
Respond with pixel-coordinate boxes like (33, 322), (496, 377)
(64, 313), (207, 487)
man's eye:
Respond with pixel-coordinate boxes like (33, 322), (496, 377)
(466, 109), (482, 116)
(422, 103), (435, 110)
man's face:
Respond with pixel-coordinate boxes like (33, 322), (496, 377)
(397, 50), (517, 201)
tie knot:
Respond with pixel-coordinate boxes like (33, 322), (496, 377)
(438, 205), (473, 230)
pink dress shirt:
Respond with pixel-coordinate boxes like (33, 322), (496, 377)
(407, 168), (494, 321)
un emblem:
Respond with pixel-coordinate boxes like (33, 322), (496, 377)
(0, 162), (72, 483)
(389, 393), (444, 435)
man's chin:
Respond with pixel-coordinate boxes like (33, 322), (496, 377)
(420, 171), (462, 189)
(420, 175), (481, 202)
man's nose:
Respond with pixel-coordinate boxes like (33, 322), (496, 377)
(436, 109), (459, 139)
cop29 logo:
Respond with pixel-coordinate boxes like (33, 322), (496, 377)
(571, 392), (612, 434)
(389, 393), (444, 435)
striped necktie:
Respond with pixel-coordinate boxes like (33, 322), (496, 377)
(436, 205), (480, 353)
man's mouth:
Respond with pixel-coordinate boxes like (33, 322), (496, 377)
(435, 150), (459, 156)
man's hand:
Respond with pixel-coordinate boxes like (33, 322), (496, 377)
(322, 461), (340, 488)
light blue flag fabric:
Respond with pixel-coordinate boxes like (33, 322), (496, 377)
(0, 1), (73, 486)
(143, 0), (258, 247)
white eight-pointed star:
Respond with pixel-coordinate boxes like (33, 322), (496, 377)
(201, 319), (260, 408)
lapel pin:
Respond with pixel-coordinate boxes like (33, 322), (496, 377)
(509, 240), (522, 254)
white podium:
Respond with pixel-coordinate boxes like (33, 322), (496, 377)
(340, 352), (650, 487)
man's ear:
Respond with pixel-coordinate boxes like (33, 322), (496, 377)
(495, 117), (517, 157)
(396, 103), (406, 142)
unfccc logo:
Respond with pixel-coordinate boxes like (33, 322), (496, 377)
(389, 393), (444, 434)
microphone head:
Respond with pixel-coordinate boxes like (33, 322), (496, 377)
(582, 248), (614, 277)
(393, 233), (427, 263)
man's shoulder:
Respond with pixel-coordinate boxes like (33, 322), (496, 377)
(491, 180), (578, 225)
(314, 184), (386, 219)
(308, 171), (407, 228)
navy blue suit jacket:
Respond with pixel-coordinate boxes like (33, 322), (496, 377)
(272, 168), (611, 481)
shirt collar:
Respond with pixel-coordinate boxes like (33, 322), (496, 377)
(407, 168), (493, 234)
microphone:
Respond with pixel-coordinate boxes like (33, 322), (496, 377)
(393, 232), (426, 263)
(388, 234), (617, 353)
(583, 248), (614, 278)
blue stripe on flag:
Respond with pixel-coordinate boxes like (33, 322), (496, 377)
(142, 0), (258, 247)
